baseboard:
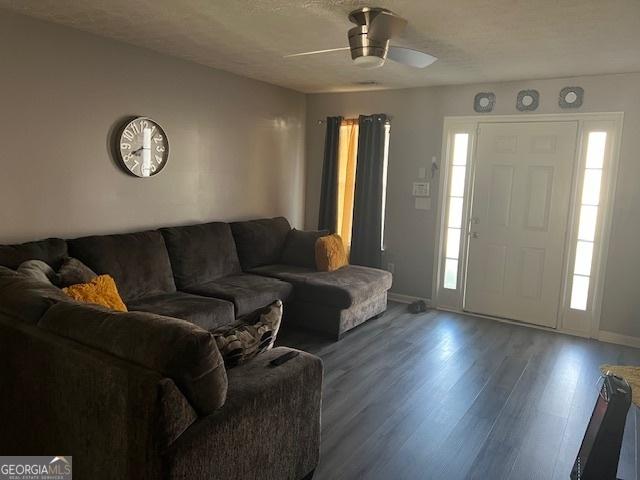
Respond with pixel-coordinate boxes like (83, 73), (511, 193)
(389, 298), (640, 349)
(597, 330), (640, 349)
(387, 292), (431, 305)
(432, 306), (640, 349)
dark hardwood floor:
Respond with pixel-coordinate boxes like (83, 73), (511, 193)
(277, 302), (640, 480)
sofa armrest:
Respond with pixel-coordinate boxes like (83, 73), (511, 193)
(164, 347), (323, 480)
(0, 315), (197, 479)
(39, 301), (228, 415)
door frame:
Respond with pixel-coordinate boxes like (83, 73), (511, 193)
(432, 113), (624, 338)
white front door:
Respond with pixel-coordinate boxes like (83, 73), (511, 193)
(464, 121), (578, 328)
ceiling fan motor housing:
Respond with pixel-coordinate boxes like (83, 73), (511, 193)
(347, 7), (406, 67)
(348, 25), (389, 64)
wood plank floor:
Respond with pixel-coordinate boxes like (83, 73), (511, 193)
(277, 302), (640, 480)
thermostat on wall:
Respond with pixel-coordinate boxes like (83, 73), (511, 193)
(413, 182), (430, 197)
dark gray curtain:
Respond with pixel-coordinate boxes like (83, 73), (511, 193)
(318, 116), (342, 231)
(350, 114), (389, 268)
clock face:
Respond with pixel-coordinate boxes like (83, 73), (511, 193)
(117, 117), (169, 177)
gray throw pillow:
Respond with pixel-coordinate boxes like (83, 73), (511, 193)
(281, 229), (329, 269)
(57, 257), (98, 288)
(17, 260), (59, 286)
(212, 300), (283, 368)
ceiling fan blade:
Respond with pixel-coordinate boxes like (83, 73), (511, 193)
(387, 46), (437, 68)
(368, 11), (407, 41)
(284, 47), (350, 58)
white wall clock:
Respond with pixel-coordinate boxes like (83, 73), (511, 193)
(116, 117), (169, 177)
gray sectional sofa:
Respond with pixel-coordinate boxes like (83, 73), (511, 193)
(0, 216), (392, 479)
(61, 217), (391, 339)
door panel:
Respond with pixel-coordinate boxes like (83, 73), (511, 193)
(519, 247), (545, 300)
(488, 166), (514, 227)
(524, 166), (554, 231)
(464, 121), (578, 327)
(484, 244), (507, 294)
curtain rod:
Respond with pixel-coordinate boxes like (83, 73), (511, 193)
(317, 115), (393, 125)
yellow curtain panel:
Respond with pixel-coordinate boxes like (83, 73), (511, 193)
(336, 118), (359, 249)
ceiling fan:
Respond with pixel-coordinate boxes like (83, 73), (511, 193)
(284, 7), (437, 69)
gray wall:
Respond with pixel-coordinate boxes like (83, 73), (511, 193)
(0, 11), (306, 243)
(306, 73), (640, 338)
(3, 10), (639, 338)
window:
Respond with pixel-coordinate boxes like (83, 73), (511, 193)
(570, 131), (607, 310)
(381, 122), (391, 250)
(443, 133), (470, 290)
(335, 118), (391, 250)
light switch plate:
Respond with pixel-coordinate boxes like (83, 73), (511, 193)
(413, 182), (430, 197)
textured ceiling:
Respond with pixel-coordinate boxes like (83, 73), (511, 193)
(2, 0), (640, 93)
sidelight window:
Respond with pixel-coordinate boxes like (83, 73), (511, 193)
(570, 131), (607, 310)
(443, 133), (470, 290)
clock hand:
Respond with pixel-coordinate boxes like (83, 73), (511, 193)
(131, 146), (149, 156)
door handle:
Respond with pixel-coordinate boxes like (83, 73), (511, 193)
(471, 232), (479, 239)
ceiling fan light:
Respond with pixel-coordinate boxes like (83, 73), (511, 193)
(353, 55), (386, 69)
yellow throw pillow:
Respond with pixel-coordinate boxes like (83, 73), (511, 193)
(315, 234), (349, 272)
(63, 275), (128, 312)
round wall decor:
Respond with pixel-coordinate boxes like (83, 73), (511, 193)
(516, 90), (539, 111)
(115, 117), (169, 177)
(474, 92), (495, 113)
(559, 86), (584, 108)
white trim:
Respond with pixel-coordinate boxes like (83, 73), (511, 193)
(598, 331), (640, 349)
(559, 115), (624, 335)
(438, 112), (624, 124)
(435, 306), (639, 348)
(433, 112), (624, 340)
(436, 305), (590, 338)
(432, 120), (477, 310)
(588, 119), (623, 335)
(388, 292), (431, 305)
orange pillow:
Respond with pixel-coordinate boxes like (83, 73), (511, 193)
(315, 234), (349, 272)
(63, 275), (128, 312)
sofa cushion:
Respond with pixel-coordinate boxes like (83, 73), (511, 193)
(17, 260), (59, 285)
(160, 222), (241, 288)
(212, 300), (283, 368)
(0, 238), (68, 270)
(68, 230), (176, 302)
(184, 273), (293, 317)
(63, 275), (128, 312)
(281, 229), (328, 269)
(249, 264), (392, 309)
(230, 217), (291, 270)
(57, 257), (98, 288)
(38, 301), (228, 415)
(127, 291), (235, 331)
(0, 266), (70, 324)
